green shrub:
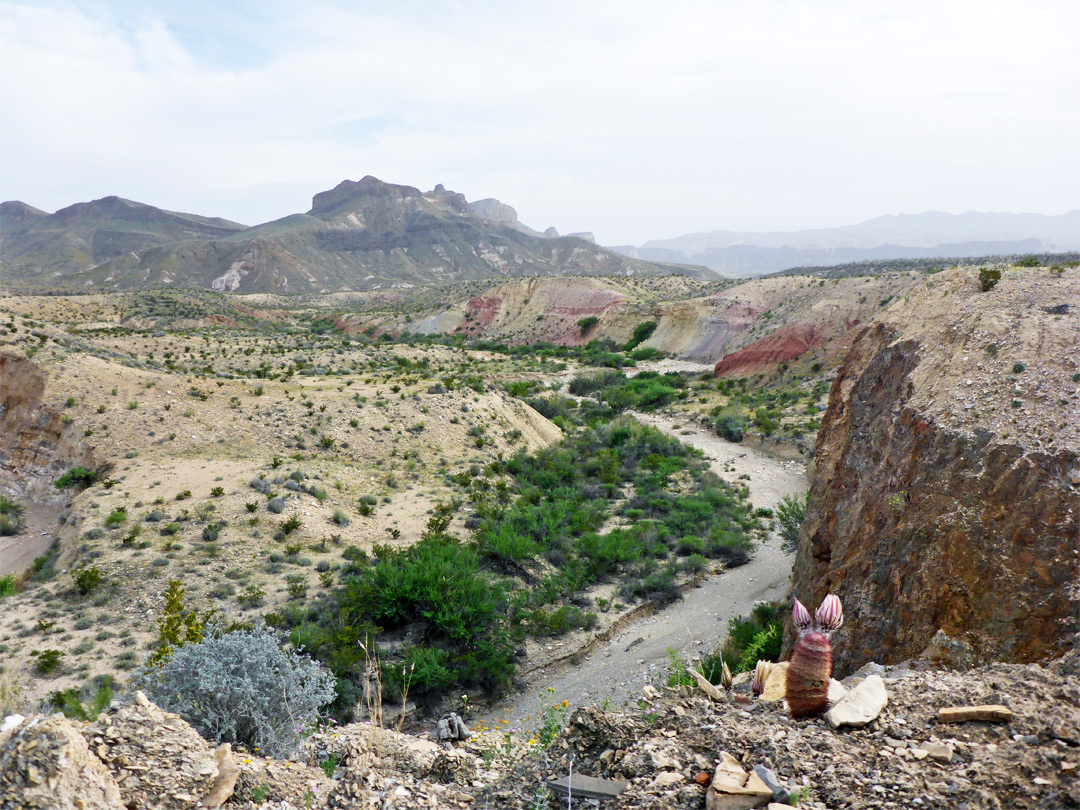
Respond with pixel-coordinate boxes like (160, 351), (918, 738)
(50, 676), (113, 720)
(623, 321), (657, 352)
(0, 575), (15, 598)
(74, 567), (102, 595)
(35, 649), (65, 675)
(721, 602), (783, 673)
(714, 412), (746, 443)
(665, 648), (696, 688)
(776, 491), (808, 554)
(979, 267), (1002, 291)
(55, 466), (99, 489)
(0, 496), (25, 536)
(576, 316), (599, 335)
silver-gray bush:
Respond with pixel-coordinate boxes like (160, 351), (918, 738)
(139, 626), (336, 758)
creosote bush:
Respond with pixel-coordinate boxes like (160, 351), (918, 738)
(140, 625), (336, 758)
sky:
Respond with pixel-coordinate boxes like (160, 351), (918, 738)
(1, 0), (1078, 245)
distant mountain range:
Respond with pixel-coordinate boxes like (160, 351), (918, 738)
(610, 211), (1080, 276)
(1, 177), (708, 293)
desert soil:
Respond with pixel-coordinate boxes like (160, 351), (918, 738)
(478, 412), (807, 730)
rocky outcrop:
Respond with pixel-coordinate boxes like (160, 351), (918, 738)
(0, 353), (99, 489)
(0, 693), (246, 810)
(792, 266), (1080, 674)
(468, 197), (521, 224)
(0, 714), (123, 810)
(713, 325), (822, 377)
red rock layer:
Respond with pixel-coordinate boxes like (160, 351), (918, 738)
(713, 325), (821, 377)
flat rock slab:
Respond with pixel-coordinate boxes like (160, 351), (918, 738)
(937, 705), (1014, 723)
(760, 663), (789, 703)
(548, 774), (628, 799)
(825, 674), (888, 729)
(706, 752), (774, 810)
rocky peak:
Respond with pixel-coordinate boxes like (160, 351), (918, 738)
(0, 200), (47, 233)
(427, 183), (470, 213)
(567, 231), (597, 243)
(308, 176), (428, 218)
(468, 197), (520, 224)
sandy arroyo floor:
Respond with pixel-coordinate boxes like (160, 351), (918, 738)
(478, 412), (808, 730)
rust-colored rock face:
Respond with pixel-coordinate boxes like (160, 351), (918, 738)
(0, 352), (99, 490)
(713, 325), (822, 377)
(791, 304), (1079, 674)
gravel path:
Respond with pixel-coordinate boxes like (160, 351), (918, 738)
(477, 413), (808, 730)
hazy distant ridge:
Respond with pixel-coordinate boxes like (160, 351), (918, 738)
(612, 210), (1080, 276)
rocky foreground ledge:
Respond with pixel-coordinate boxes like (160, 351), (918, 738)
(2, 648), (1077, 810)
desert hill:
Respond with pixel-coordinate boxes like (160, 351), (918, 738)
(0, 177), (711, 293)
(0, 197), (247, 282)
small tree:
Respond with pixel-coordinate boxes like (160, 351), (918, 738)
(146, 580), (207, 668)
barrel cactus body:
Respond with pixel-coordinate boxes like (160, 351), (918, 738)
(785, 630), (832, 717)
(785, 594), (843, 719)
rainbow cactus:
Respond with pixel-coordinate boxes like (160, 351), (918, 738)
(720, 660), (733, 691)
(786, 594), (844, 718)
(751, 660), (773, 696)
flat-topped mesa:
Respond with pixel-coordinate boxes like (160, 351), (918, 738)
(309, 175), (465, 218)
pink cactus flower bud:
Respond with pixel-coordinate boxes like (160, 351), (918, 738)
(751, 660), (772, 696)
(792, 597), (812, 631)
(815, 593), (844, 633)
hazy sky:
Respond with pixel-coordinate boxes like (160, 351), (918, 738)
(2, 0), (1077, 245)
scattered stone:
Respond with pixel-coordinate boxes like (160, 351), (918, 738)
(759, 662), (789, 703)
(690, 668), (727, 702)
(752, 764), (789, 803)
(705, 752), (774, 810)
(86, 696), (223, 810)
(825, 674), (888, 729)
(695, 771), (712, 785)
(436, 711), (472, 742)
(922, 742), (955, 763)
(429, 748), (478, 785)
(652, 770), (685, 787)
(828, 678), (847, 705)
(201, 744), (239, 808)
(547, 773), (628, 799)
(937, 705), (1014, 724)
